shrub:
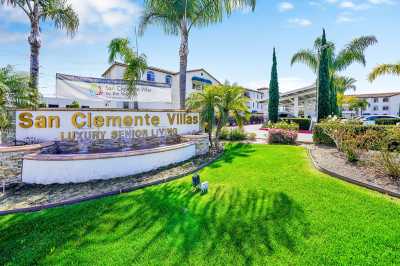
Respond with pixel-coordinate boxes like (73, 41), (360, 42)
(376, 118), (400, 125)
(247, 132), (257, 141)
(67, 100), (80, 108)
(266, 121), (299, 131)
(314, 119), (399, 151)
(341, 135), (362, 162)
(377, 151), (400, 180)
(268, 128), (298, 145)
(282, 118), (311, 130)
(219, 127), (247, 141)
(313, 125), (335, 146)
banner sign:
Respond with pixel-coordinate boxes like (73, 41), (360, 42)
(56, 73), (172, 103)
(16, 110), (200, 142)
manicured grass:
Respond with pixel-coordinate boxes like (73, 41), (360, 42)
(1, 144), (400, 265)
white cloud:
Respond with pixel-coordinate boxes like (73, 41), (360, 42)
(336, 12), (364, 23)
(0, 0), (142, 29)
(288, 18), (312, 27)
(339, 1), (371, 10)
(368, 0), (395, 5)
(69, 0), (142, 29)
(0, 29), (26, 44)
(278, 2), (295, 12)
(0, 4), (29, 24)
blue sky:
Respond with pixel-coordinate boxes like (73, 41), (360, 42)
(0, 0), (399, 95)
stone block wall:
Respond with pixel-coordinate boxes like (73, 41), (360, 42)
(181, 133), (210, 156)
(0, 143), (54, 183)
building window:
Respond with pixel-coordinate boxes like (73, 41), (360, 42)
(383, 97), (389, 102)
(373, 98), (379, 103)
(383, 106), (389, 111)
(165, 75), (172, 85)
(373, 106), (379, 111)
(123, 102), (129, 109)
(146, 71), (155, 82)
(48, 104), (59, 108)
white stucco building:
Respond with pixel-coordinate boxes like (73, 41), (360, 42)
(44, 62), (221, 110)
(244, 88), (265, 114)
(260, 84), (400, 120)
(343, 92), (400, 117)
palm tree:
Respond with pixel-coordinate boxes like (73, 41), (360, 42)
(1, 0), (79, 89)
(369, 63), (400, 82)
(108, 38), (147, 109)
(139, 0), (256, 109)
(332, 76), (357, 94)
(0, 65), (41, 129)
(214, 83), (250, 147)
(186, 85), (220, 146)
(291, 34), (377, 115)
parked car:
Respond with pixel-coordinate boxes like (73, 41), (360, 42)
(361, 115), (400, 125)
(278, 112), (296, 118)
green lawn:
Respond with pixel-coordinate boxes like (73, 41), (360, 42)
(1, 144), (400, 265)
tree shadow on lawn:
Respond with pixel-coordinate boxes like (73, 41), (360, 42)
(209, 143), (256, 169)
(0, 183), (310, 265)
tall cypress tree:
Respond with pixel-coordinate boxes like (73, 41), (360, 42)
(268, 48), (279, 123)
(317, 29), (331, 121)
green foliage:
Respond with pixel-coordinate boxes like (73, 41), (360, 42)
(314, 118), (400, 152)
(318, 29), (331, 121)
(219, 127), (247, 141)
(313, 124), (336, 145)
(0, 65), (41, 129)
(268, 48), (279, 123)
(0, 65), (41, 108)
(266, 120), (299, 131)
(67, 100), (80, 108)
(139, 0), (256, 108)
(188, 84), (250, 147)
(291, 31), (377, 118)
(374, 151), (400, 180)
(108, 38), (147, 99)
(186, 85), (220, 146)
(282, 118), (311, 130)
(139, 0), (256, 36)
(375, 118), (400, 125)
(341, 135), (362, 162)
(369, 63), (400, 82)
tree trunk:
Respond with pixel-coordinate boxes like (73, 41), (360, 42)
(208, 125), (213, 148)
(179, 23), (189, 110)
(28, 7), (41, 90)
(215, 119), (222, 149)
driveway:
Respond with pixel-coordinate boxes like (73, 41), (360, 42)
(242, 124), (314, 144)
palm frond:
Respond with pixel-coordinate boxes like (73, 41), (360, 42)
(368, 63), (400, 82)
(335, 36), (377, 71)
(41, 0), (79, 37)
(108, 38), (130, 64)
(332, 75), (357, 94)
(290, 49), (318, 73)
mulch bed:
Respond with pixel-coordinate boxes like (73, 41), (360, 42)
(309, 145), (400, 197)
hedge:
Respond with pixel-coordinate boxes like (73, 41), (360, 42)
(313, 123), (400, 151)
(282, 118), (311, 130)
(376, 118), (400, 125)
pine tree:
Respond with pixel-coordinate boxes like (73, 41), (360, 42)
(268, 48), (280, 123)
(317, 29), (331, 121)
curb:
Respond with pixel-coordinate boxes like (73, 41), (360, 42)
(307, 147), (400, 199)
(0, 153), (224, 216)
